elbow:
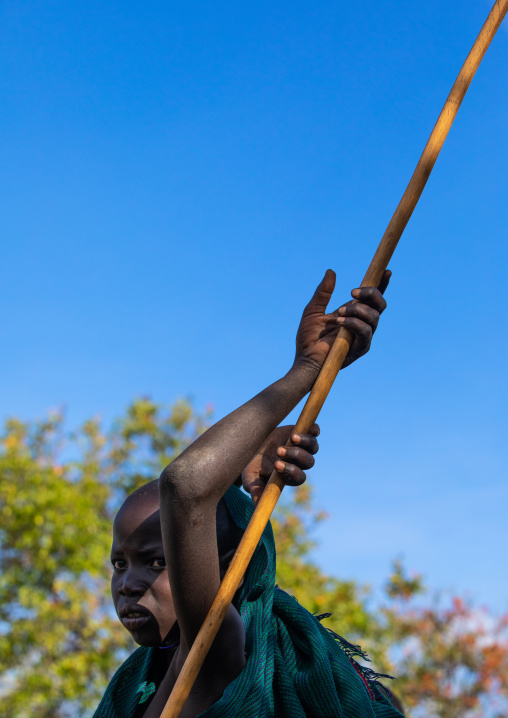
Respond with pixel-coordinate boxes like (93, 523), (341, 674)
(159, 461), (187, 500)
(158, 462), (179, 495)
(158, 457), (212, 505)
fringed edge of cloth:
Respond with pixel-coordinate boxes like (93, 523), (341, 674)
(314, 613), (396, 702)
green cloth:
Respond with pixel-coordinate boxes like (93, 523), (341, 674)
(95, 486), (404, 717)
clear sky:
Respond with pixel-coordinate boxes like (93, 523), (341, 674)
(1, 0), (507, 611)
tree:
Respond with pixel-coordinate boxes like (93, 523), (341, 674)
(0, 399), (210, 717)
(380, 561), (508, 717)
(273, 496), (508, 717)
(272, 485), (387, 666)
(1, 400), (507, 717)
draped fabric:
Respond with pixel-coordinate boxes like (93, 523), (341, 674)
(94, 485), (404, 717)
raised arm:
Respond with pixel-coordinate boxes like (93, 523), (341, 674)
(158, 269), (390, 663)
(160, 269), (389, 505)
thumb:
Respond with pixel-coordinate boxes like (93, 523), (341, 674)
(377, 269), (392, 295)
(304, 269), (336, 315)
(242, 475), (266, 506)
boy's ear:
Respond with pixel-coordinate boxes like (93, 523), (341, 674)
(219, 549), (245, 589)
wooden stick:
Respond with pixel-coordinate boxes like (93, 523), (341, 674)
(161, 2), (508, 715)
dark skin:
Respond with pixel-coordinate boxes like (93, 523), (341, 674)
(240, 422), (320, 506)
(111, 495), (178, 652)
(110, 432), (321, 707)
(112, 268), (390, 717)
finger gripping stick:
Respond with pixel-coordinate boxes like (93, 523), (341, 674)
(161, 1), (508, 714)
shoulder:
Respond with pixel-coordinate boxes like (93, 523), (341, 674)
(186, 603), (246, 683)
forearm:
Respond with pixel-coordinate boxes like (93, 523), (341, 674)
(160, 360), (317, 502)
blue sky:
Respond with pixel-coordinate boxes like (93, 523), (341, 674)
(1, 0), (507, 611)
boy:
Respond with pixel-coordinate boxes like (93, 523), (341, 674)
(95, 269), (403, 717)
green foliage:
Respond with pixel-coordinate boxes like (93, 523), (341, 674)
(272, 485), (384, 664)
(1, 400), (507, 717)
(0, 399), (209, 717)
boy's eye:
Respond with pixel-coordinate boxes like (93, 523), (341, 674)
(149, 558), (166, 569)
(112, 559), (126, 570)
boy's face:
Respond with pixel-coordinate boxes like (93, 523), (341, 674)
(110, 496), (177, 647)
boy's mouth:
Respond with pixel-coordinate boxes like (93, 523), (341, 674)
(119, 604), (152, 631)
(122, 614), (151, 630)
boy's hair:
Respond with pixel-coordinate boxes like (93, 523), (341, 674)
(118, 480), (244, 558)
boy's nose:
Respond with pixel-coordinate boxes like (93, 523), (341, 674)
(119, 572), (147, 597)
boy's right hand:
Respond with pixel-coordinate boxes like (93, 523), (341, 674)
(294, 268), (390, 374)
(241, 424), (320, 506)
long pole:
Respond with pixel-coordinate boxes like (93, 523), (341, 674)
(162, 2), (508, 715)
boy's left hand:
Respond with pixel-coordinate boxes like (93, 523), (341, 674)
(242, 424), (320, 505)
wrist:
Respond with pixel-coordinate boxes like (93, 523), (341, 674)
(288, 358), (321, 391)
